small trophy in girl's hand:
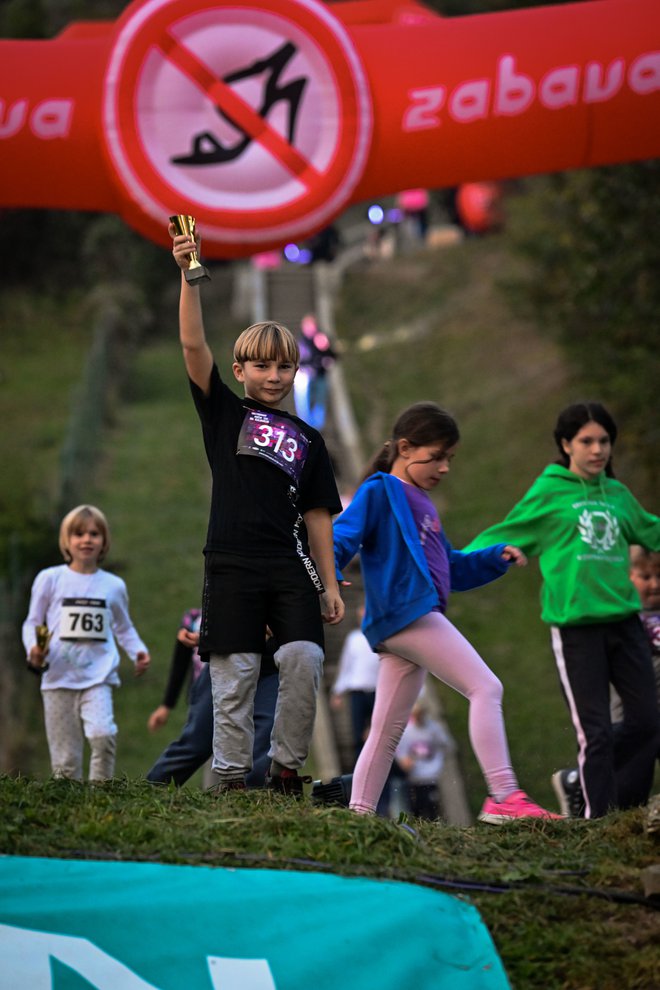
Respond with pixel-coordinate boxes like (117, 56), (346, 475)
(28, 623), (52, 674)
(169, 214), (211, 284)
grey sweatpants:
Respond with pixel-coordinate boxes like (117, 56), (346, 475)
(209, 640), (323, 782)
(42, 684), (117, 781)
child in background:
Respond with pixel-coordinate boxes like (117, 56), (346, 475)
(553, 545), (660, 816)
(294, 313), (338, 431)
(614, 547), (660, 721)
(333, 401), (560, 823)
(395, 698), (453, 820)
(146, 608), (204, 735)
(146, 609), (279, 789)
(467, 403), (660, 818)
(171, 222), (344, 796)
(22, 504), (150, 781)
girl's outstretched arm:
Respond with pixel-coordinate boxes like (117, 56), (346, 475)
(446, 536), (518, 591)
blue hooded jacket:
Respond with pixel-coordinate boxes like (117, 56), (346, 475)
(334, 472), (513, 649)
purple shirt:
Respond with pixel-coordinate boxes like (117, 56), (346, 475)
(400, 480), (450, 612)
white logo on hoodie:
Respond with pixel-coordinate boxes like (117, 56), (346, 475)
(577, 509), (620, 552)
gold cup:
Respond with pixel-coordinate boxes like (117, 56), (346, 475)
(33, 623), (52, 672)
(169, 214), (211, 284)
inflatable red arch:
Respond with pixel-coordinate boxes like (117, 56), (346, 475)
(0, 0), (658, 258)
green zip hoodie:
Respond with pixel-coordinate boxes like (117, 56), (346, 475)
(466, 465), (660, 626)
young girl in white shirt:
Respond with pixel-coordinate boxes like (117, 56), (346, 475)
(22, 504), (150, 781)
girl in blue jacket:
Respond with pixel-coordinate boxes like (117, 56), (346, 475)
(334, 402), (560, 823)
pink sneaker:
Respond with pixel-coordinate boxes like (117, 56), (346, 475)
(478, 790), (563, 824)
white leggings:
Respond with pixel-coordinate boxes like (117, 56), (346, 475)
(42, 685), (117, 781)
(350, 611), (518, 814)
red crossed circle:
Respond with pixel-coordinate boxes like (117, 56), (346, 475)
(103, 0), (372, 251)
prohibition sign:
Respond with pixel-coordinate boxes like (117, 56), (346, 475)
(102, 0), (373, 250)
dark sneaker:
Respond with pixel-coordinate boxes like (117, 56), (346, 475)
(266, 768), (311, 798)
(311, 773), (353, 807)
(552, 769), (585, 818)
(210, 778), (247, 794)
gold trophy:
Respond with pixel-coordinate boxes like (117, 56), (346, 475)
(28, 623), (52, 673)
(169, 214), (211, 284)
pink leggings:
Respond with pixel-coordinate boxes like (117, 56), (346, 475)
(350, 611), (518, 814)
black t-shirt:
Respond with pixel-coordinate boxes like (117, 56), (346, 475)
(191, 365), (342, 557)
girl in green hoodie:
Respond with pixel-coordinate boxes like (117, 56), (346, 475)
(467, 402), (660, 819)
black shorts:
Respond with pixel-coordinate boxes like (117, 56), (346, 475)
(200, 552), (325, 656)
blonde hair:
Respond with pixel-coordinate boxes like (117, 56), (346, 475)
(233, 321), (299, 366)
(59, 505), (110, 563)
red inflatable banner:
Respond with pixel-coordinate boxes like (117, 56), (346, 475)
(1, 0), (658, 257)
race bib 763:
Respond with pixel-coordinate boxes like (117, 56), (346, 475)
(59, 598), (110, 641)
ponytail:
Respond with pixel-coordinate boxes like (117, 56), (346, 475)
(361, 440), (396, 482)
(361, 402), (460, 482)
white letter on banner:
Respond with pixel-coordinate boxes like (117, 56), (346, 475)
(495, 55), (535, 116)
(208, 956), (277, 990)
(539, 66), (579, 109)
(403, 87), (446, 131)
(0, 98), (28, 138)
(30, 99), (73, 138)
(0, 924), (160, 990)
(628, 52), (660, 94)
(583, 59), (625, 103)
(449, 80), (490, 122)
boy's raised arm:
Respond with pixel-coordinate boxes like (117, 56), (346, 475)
(170, 222), (214, 394)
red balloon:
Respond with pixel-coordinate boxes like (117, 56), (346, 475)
(456, 182), (504, 234)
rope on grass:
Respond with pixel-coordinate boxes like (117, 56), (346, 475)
(57, 848), (659, 910)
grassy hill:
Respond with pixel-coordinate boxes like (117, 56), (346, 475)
(1, 776), (658, 989)
(2, 193), (659, 989)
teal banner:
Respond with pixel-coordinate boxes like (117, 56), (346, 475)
(0, 856), (509, 989)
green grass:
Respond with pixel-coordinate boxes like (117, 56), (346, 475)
(1, 775), (658, 990)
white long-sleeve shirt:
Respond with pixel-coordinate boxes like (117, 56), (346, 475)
(331, 628), (381, 695)
(22, 565), (148, 691)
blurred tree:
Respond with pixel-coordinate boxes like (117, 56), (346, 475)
(508, 162), (660, 495)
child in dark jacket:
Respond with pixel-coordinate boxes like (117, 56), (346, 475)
(333, 402), (560, 823)
(146, 609), (278, 788)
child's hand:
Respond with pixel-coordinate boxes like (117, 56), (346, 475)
(169, 222), (200, 271)
(134, 651), (151, 676)
(26, 646), (48, 673)
(147, 705), (171, 732)
(320, 590), (345, 625)
(28, 645), (46, 668)
(177, 628), (200, 648)
(501, 545), (527, 567)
